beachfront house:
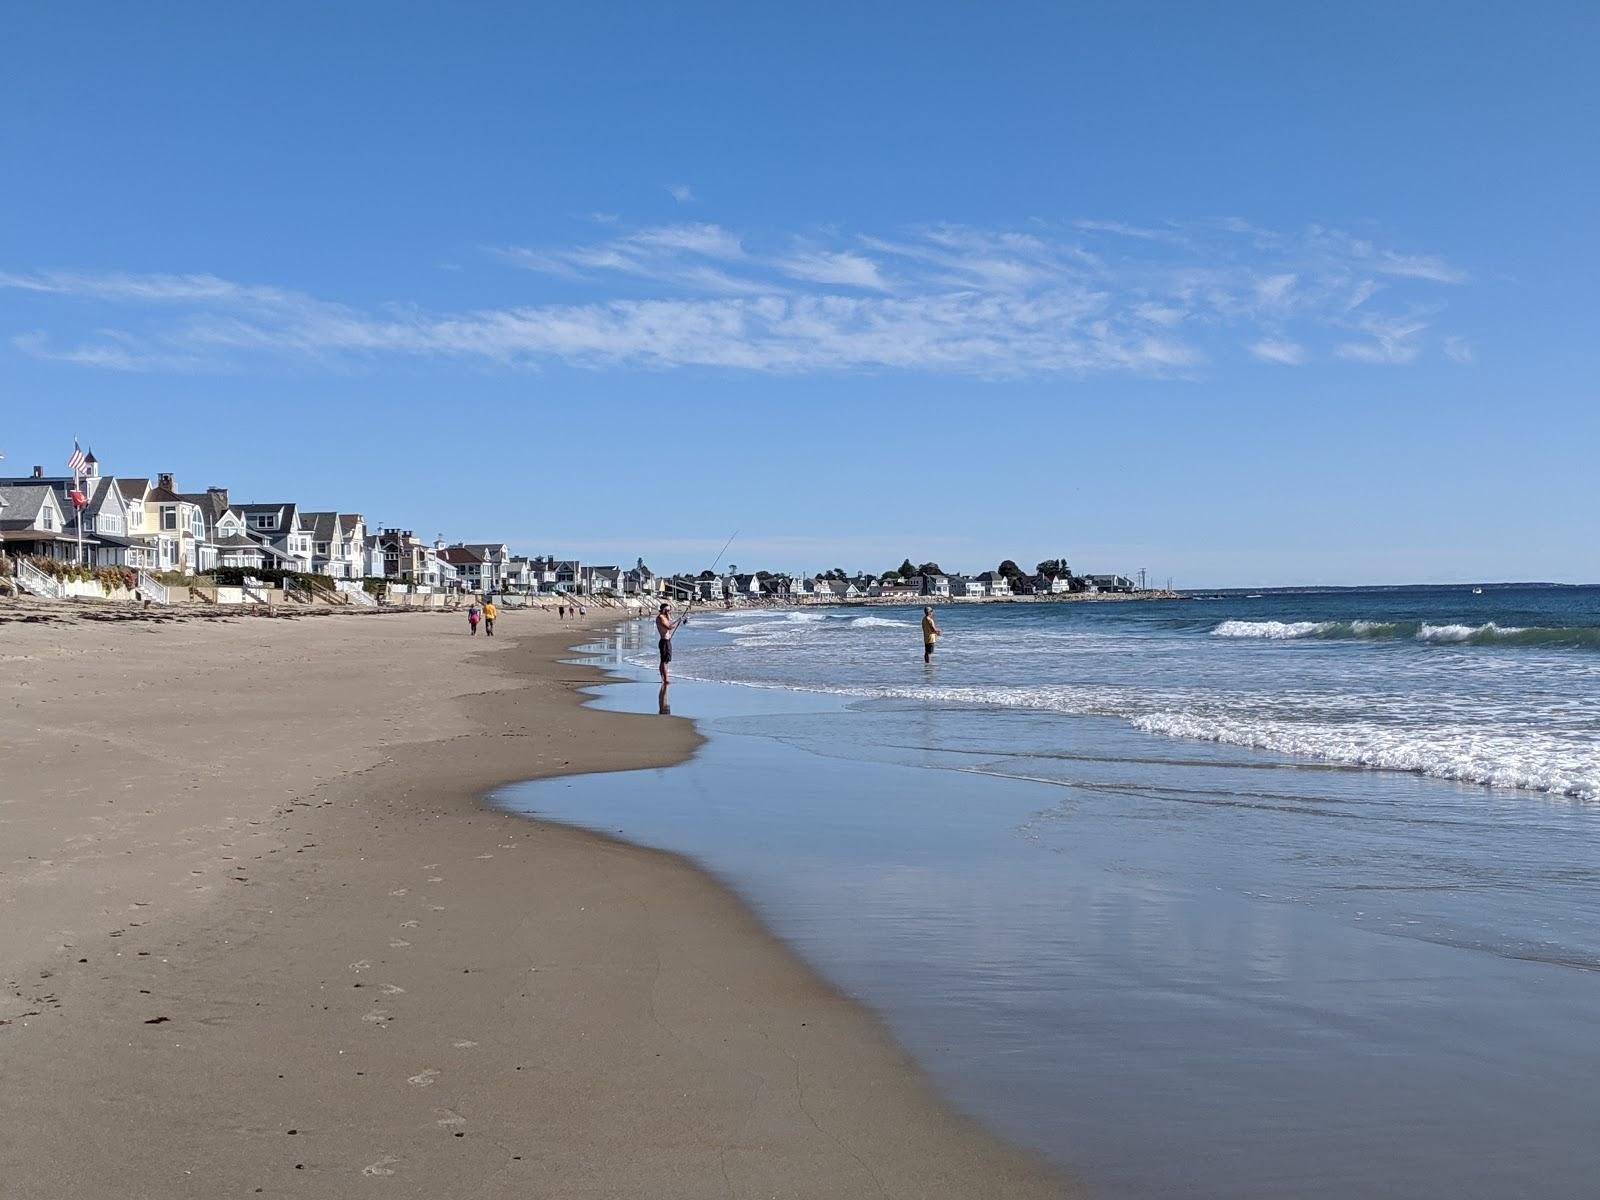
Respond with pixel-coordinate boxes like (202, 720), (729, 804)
(367, 528), (445, 585)
(145, 474), (214, 573)
(949, 575), (985, 597)
(0, 483), (74, 560)
(451, 543), (511, 592)
(234, 501), (313, 573)
(1086, 573), (1136, 593)
(976, 571), (1013, 597)
(0, 459), (154, 568)
(439, 545), (489, 593)
(817, 578), (859, 600)
(1031, 573), (1071, 595)
(919, 573), (951, 598)
(300, 512), (369, 580)
(694, 572), (725, 602)
(585, 565), (623, 595)
(624, 561), (658, 596)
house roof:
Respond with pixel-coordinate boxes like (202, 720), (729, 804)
(439, 546), (484, 565)
(213, 534), (292, 559)
(177, 490), (236, 524)
(146, 485), (184, 502)
(117, 478), (150, 499)
(300, 511), (340, 541)
(0, 484), (57, 526)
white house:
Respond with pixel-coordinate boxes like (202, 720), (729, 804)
(234, 502), (313, 572)
(976, 571), (1013, 597)
(300, 511), (369, 580)
(920, 573), (951, 598)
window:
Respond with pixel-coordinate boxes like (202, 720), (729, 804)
(162, 507), (178, 531)
(252, 514), (274, 529)
(41, 507), (55, 531)
(316, 542), (330, 555)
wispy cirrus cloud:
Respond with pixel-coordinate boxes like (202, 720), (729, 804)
(1, 218), (1472, 377)
(1249, 339), (1306, 366)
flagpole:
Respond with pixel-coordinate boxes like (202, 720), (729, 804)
(74, 435), (84, 567)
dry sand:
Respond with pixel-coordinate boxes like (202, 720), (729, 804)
(0, 606), (1069, 1198)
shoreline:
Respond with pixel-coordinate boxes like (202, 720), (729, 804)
(0, 608), (1069, 1197)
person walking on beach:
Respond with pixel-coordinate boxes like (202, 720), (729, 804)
(558, 603), (565, 620)
(482, 599), (497, 637)
(467, 603), (481, 636)
(921, 605), (941, 664)
(655, 601), (684, 684)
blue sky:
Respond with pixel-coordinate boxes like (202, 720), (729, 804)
(2, 2), (1595, 586)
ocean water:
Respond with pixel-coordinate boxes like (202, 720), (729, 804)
(670, 586), (1600, 802)
(499, 585), (1600, 1199)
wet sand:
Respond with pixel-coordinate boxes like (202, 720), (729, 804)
(0, 608), (1067, 1198)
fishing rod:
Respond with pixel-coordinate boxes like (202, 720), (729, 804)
(672, 528), (738, 626)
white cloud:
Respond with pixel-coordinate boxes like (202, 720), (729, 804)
(775, 250), (890, 290)
(1443, 335), (1475, 364)
(1249, 339), (1306, 365)
(665, 183), (694, 203)
(1336, 312), (1431, 364)
(1, 219), (1470, 378)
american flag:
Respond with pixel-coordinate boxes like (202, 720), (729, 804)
(67, 440), (88, 477)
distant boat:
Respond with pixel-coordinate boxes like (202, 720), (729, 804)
(1472, 586), (1484, 595)
(1245, 593), (1263, 599)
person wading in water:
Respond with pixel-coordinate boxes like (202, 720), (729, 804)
(921, 605), (942, 664)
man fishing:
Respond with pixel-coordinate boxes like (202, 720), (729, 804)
(655, 601), (685, 684)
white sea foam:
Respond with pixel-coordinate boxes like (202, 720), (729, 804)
(1416, 622), (1524, 643)
(1130, 710), (1598, 801)
(851, 616), (914, 628)
(1213, 620), (1327, 639)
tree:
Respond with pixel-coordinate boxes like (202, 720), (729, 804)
(997, 559), (1024, 582)
(898, 558), (918, 580)
(1036, 558), (1072, 580)
(917, 561), (944, 577)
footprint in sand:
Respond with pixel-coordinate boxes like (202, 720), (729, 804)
(380, 983), (406, 995)
(474, 854), (493, 860)
(451, 1040), (478, 1048)
(361, 1155), (399, 1176)
(407, 1069), (438, 1088)
(349, 960), (372, 972)
(388, 888), (408, 897)
(400, 920), (419, 929)
(429, 905), (446, 912)
(389, 939), (411, 949)
(427, 877), (444, 883)
(423, 864), (440, 870)
(434, 1108), (466, 1127)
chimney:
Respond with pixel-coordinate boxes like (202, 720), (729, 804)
(32, 465), (43, 478)
(157, 472), (175, 491)
(207, 486), (229, 507)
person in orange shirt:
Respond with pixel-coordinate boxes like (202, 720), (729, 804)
(482, 599), (498, 637)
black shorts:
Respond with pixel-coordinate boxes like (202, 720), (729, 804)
(659, 638), (673, 663)
(925, 641), (936, 653)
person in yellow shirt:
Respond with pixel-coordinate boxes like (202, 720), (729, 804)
(482, 599), (498, 637)
(921, 606), (941, 664)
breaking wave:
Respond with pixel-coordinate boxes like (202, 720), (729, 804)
(1213, 619), (1600, 650)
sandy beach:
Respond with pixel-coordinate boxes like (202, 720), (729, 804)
(0, 606), (1067, 1199)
